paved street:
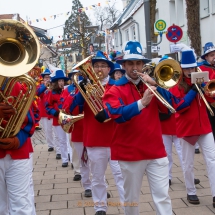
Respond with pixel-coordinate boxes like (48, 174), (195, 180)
(32, 129), (215, 215)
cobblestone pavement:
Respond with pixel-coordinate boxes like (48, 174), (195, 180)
(31, 129), (215, 215)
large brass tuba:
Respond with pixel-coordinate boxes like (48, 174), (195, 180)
(0, 19), (40, 138)
(139, 59), (182, 113)
(72, 55), (107, 116)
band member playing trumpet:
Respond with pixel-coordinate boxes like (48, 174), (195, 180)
(63, 51), (124, 215)
(169, 50), (215, 207)
(103, 41), (172, 215)
(37, 68), (57, 153)
(199, 42), (215, 140)
(45, 70), (69, 167)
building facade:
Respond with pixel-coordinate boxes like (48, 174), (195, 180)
(111, 0), (215, 58)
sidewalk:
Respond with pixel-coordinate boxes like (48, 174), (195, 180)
(31, 129), (215, 215)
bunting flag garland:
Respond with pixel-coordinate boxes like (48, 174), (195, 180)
(28, 0), (111, 23)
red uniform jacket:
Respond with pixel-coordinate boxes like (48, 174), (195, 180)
(45, 89), (63, 126)
(37, 84), (51, 118)
(160, 114), (176, 135)
(63, 81), (114, 147)
(61, 84), (83, 142)
(170, 83), (213, 137)
(103, 76), (168, 161)
(0, 81), (35, 159)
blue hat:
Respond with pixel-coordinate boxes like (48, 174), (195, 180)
(201, 42), (215, 59)
(116, 41), (151, 64)
(92, 50), (115, 73)
(51, 70), (69, 82)
(180, 50), (197, 68)
(41, 68), (51, 78)
(109, 63), (126, 75)
(68, 69), (79, 79)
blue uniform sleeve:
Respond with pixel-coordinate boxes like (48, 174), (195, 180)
(69, 92), (85, 113)
(36, 84), (47, 96)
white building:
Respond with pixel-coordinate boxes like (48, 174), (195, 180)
(110, 0), (215, 58)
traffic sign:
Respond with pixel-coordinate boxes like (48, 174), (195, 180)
(166, 24), (183, 43)
(154, 19), (167, 32)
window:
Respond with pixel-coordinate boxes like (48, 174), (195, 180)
(177, 0), (184, 26)
(131, 25), (136, 40)
(200, 0), (209, 18)
(212, 0), (215, 14)
(125, 29), (129, 41)
(114, 30), (118, 47)
(169, 0), (176, 24)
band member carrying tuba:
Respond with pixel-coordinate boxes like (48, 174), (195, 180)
(0, 19), (39, 215)
(63, 51), (124, 215)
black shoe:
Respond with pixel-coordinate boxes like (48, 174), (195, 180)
(71, 163), (74, 169)
(95, 211), (106, 215)
(107, 192), (111, 198)
(194, 178), (200, 185)
(169, 179), (171, 186)
(187, 194), (200, 204)
(213, 196), (215, 208)
(35, 127), (42, 131)
(73, 174), (82, 181)
(62, 162), (68, 167)
(195, 149), (200, 154)
(48, 147), (54, 152)
(56, 154), (61, 160)
(84, 189), (92, 197)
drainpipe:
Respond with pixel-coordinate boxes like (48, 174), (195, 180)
(144, 0), (152, 58)
(119, 28), (123, 48)
(130, 16), (140, 42)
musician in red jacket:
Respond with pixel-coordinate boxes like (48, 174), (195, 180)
(45, 70), (69, 167)
(0, 81), (36, 215)
(37, 68), (58, 153)
(103, 41), (172, 215)
(199, 42), (215, 140)
(63, 51), (124, 215)
(169, 50), (215, 207)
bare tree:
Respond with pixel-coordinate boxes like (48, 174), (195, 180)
(93, 1), (120, 49)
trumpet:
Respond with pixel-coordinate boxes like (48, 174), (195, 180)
(135, 59), (182, 113)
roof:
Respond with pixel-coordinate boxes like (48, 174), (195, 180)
(119, 0), (144, 26)
(109, 0), (144, 29)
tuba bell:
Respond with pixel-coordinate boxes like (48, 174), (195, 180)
(72, 55), (108, 117)
(0, 19), (40, 138)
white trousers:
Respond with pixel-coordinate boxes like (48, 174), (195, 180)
(119, 158), (172, 215)
(87, 147), (124, 212)
(53, 125), (68, 163)
(29, 153), (36, 215)
(162, 135), (183, 179)
(0, 155), (33, 215)
(74, 142), (91, 190)
(180, 132), (215, 196)
(70, 140), (80, 175)
(40, 117), (55, 149)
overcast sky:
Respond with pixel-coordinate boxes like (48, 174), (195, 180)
(0, 0), (123, 39)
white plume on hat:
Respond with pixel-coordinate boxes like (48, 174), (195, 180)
(47, 64), (66, 77)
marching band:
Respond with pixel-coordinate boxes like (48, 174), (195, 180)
(1, 19), (215, 215)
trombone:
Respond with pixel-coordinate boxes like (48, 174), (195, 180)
(136, 59), (182, 113)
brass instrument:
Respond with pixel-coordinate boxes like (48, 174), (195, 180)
(195, 67), (214, 116)
(137, 59), (182, 113)
(72, 55), (108, 117)
(0, 19), (40, 138)
(58, 110), (84, 133)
